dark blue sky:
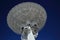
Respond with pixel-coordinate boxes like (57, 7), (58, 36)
(0, 0), (60, 40)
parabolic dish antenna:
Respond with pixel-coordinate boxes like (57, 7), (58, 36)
(7, 2), (47, 40)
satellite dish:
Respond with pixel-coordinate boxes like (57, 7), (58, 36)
(7, 2), (47, 40)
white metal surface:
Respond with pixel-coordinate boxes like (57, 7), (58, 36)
(21, 26), (35, 40)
